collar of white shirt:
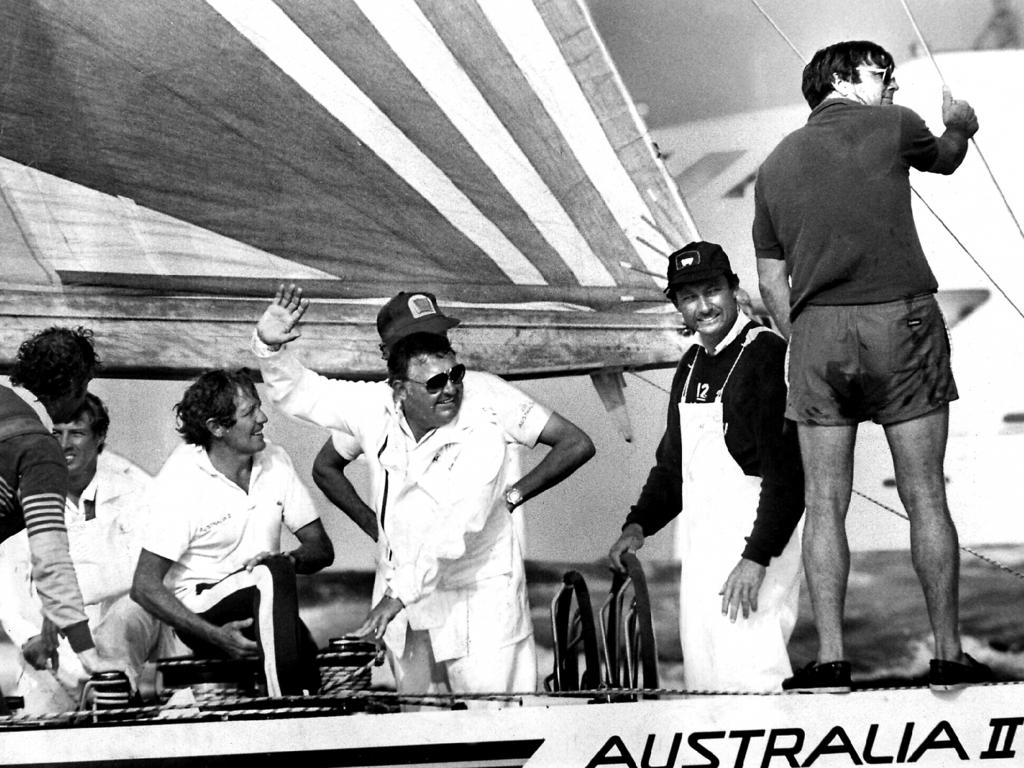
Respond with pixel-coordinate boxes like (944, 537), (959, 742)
(700, 312), (753, 357)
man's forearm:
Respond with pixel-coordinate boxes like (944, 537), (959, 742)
(930, 129), (971, 175)
(311, 442), (379, 541)
(288, 520), (335, 574)
(511, 415), (595, 503)
(287, 544), (332, 575)
(131, 579), (222, 649)
(757, 259), (792, 340)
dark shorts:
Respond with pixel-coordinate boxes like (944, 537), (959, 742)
(786, 294), (957, 426)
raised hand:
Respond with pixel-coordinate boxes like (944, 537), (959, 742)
(941, 86), (978, 138)
(256, 284), (310, 349)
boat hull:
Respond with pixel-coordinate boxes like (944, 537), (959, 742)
(2, 685), (1022, 767)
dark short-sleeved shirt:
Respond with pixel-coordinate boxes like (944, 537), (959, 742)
(753, 98), (942, 321)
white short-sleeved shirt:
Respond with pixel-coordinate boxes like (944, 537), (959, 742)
(250, 337), (550, 459)
(0, 452), (150, 648)
(327, 371), (549, 459)
(253, 343), (536, 659)
(143, 441), (318, 611)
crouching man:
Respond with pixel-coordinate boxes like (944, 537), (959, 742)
(131, 369), (333, 696)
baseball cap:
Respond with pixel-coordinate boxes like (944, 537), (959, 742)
(376, 292), (461, 351)
(664, 241), (736, 293)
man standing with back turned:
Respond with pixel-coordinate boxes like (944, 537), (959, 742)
(754, 40), (988, 692)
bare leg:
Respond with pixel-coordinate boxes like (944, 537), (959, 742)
(798, 423), (857, 664)
(883, 406), (962, 661)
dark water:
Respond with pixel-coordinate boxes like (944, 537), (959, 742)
(299, 545), (1024, 689)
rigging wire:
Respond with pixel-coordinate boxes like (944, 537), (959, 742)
(896, 0), (1024, 247)
(627, 370), (1024, 583)
(747, 0), (806, 60)
(631, 1), (1024, 584)
(911, 189), (1024, 320)
(748, 0), (1024, 323)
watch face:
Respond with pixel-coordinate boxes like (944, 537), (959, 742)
(506, 488), (522, 505)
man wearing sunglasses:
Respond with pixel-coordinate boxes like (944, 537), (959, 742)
(754, 41), (987, 692)
(309, 291), (594, 545)
(252, 287), (594, 703)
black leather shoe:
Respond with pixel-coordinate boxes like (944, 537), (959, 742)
(929, 653), (993, 692)
(782, 661), (852, 693)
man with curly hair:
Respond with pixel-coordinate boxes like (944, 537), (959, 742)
(130, 369), (333, 696)
(1, 327), (118, 701)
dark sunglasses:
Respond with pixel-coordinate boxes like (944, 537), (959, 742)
(405, 363), (466, 393)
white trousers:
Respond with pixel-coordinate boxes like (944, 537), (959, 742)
(390, 626), (536, 710)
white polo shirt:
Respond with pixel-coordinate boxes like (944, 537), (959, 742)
(143, 441), (318, 611)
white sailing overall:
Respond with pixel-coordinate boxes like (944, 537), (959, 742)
(674, 328), (802, 692)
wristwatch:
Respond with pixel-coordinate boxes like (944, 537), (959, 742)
(504, 486), (523, 511)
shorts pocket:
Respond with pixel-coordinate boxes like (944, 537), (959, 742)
(887, 296), (945, 374)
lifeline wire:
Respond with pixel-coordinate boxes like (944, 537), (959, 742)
(896, 0), (1024, 246)
(853, 489), (1024, 583)
(627, 370), (1024, 584)
(748, 0), (1024, 322)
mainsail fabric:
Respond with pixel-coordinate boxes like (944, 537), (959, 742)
(0, 0), (695, 377)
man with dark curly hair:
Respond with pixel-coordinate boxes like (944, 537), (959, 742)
(1, 327), (119, 701)
(130, 369), (333, 696)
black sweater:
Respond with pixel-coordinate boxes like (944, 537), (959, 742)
(624, 322), (804, 566)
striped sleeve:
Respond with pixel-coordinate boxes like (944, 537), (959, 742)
(16, 435), (93, 651)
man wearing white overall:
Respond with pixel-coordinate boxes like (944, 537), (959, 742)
(609, 241), (804, 692)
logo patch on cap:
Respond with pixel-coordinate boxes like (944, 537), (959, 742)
(673, 250), (701, 271)
(406, 294), (438, 319)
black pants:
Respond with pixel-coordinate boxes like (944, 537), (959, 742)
(179, 555), (320, 696)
